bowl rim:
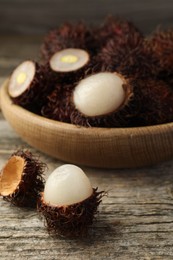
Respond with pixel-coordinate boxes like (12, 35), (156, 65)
(1, 78), (173, 136)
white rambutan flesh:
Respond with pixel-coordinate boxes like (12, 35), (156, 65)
(8, 60), (36, 98)
(44, 164), (93, 206)
(49, 48), (89, 72)
(73, 72), (126, 117)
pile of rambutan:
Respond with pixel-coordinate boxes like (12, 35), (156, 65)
(8, 17), (173, 127)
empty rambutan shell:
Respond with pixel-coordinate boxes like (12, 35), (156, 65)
(37, 164), (104, 237)
(0, 150), (46, 207)
(8, 60), (54, 113)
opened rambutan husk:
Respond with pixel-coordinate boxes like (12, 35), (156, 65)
(95, 16), (144, 49)
(41, 21), (98, 63)
(37, 188), (104, 237)
(0, 150), (46, 208)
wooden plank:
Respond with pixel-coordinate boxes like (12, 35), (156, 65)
(0, 0), (173, 34)
(1, 117), (173, 259)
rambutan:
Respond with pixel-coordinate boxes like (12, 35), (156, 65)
(99, 39), (159, 79)
(70, 72), (135, 127)
(41, 22), (98, 62)
(0, 150), (46, 208)
(8, 61), (54, 113)
(132, 79), (173, 126)
(41, 84), (72, 123)
(96, 16), (143, 49)
(144, 28), (173, 79)
(47, 48), (90, 85)
(37, 164), (104, 237)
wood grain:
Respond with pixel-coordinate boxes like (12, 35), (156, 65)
(1, 119), (173, 259)
(0, 0), (173, 35)
(1, 35), (173, 259)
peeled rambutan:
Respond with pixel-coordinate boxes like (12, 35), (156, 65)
(0, 150), (46, 208)
(37, 164), (104, 237)
(70, 71), (135, 127)
(8, 60), (54, 113)
(41, 22), (98, 62)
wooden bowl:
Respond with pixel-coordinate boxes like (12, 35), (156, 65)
(1, 79), (173, 168)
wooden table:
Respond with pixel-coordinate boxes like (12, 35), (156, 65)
(1, 36), (173, 260)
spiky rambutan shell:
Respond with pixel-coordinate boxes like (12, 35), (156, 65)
(95, 16), (143, 49)
(98, 39), (159, 79)
(144, 28), (173, 78)
(0, 150), (46, 208)
(132, 79), (173, 126)
(8, 61), (54, 114)
(165, 75), (173, 89)
(70, 72), (136, 128)
(41, 22), (98, 63)
(37, 188), (104, 237)
(41, 84), (72, 123)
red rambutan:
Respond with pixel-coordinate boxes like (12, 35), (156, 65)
(8, 61), (54, 113)
(41, 22), (98, 62)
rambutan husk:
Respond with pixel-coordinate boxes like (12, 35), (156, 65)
(0, 150), (46, 208)
(132, 79), (173, 126)
(37, 188), (104, 237)
(41, 84), (72, 123)
(144, 28), (173, 78)
(9, 62), (54, 114)
(95, 16), (143, 49)
(99, 39), (159, 79)
(41, 21), (98, 63)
